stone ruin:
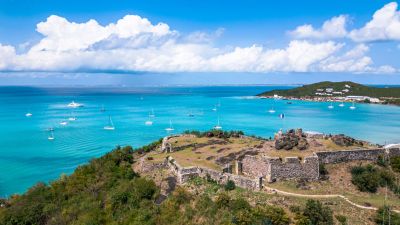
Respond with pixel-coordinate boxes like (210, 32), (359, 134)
(330, 134), (364, 147)
(274, 128), (309, 150)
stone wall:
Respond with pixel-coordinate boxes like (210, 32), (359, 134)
(165, 156), (260, 190)
(387, 148), (400, 158)
(266, 156), (319, 182)
(240, 155), (319, 182)
(241, 155), (270, 178)
(315, 149), (384, 164)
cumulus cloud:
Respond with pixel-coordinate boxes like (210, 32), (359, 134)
(290, 15), (348, 39)
(0, 14), (396, 73)
(349, 2), (400, 42)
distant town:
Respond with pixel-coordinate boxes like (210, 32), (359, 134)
(258, 81), (400, 105)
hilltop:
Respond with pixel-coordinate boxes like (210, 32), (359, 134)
(257, 81), (400, 105)
(1, 130), (400, 225)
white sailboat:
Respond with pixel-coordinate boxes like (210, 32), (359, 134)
(339, 102), (345, 107)
(59, 121), (68, 126)
(268, 108), (276, 113)
(350, 102), (356, 110)
(48, 131), (55, 141)
(328, 103), (334, 109)
(213, 117), (222, 130)
(165, 120), (174, 131)
(212, 105), (217, 111)
(104, 116), (115, 130)
(149, 108), (155, 118)
(25, 112), (32, 117)
(145, 114), (153, 126)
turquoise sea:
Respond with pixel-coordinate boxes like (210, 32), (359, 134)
(1, 85), (400, 197)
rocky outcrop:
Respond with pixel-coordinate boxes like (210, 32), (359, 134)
(331, 134), (363, 147)
(274, 129), (309, 150)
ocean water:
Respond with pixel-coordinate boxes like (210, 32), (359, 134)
(1, 85), (400, 196)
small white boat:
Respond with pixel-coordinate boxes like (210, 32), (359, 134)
(212, 105), (217, 111)
(68, 112), (77, 121)
(279, 113), (285, 119)
(25, 112), (32, 117)
(67, 101), (83, 108)
(268, 108), (276, 113)
(165, 120), (174, 131)
(59, 121), (68, 126)
(213, 117), (222, 130)
(350, 102), (356, 110)
(104, 116), (115, 130)
(328, 103), (334, 109)
(48, 131), (55, 141)
(339, 102), (345, 107)
(145, 115), (153, 126)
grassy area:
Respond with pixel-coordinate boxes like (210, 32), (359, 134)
(258, 81), (400, 99)
(147, 136), (264, 170)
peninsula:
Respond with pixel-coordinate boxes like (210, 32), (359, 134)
(1, 129), (400, 224)
(257, 81), (400, 106)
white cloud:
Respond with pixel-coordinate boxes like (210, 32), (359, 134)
(0, 14), (396, 74)
(349, 2), (400, 42)
(290, 15), (348, 39)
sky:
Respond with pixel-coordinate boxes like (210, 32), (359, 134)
(1, 0), (400, 86)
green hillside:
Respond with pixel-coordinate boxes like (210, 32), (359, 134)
(258, 81), (400, 98)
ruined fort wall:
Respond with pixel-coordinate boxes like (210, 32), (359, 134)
(241, 155), (270, 178)
(266, 156), (319, 182)
(165, 156), (260, 190)
(315, 149), (385, 164)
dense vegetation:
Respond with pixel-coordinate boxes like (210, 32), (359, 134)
(289, 199), (334, 225)
(350, 164), (400, 194)
(257, 81), (400, 99)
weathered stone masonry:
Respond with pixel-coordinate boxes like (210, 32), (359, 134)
(165, 156), (260, 190)
(240, 148), (400, 183)
(241, 155), (319, 182)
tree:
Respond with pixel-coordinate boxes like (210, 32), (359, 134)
(303, 200), (334, 225)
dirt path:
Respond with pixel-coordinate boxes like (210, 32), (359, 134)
(265, 186), (400, 214)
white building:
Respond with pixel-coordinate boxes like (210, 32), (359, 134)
(325, 88), (334, 93)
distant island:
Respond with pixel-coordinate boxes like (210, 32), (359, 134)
(257, 81), (400, 106)
(1, 129), (400, 224)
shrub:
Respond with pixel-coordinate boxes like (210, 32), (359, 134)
(350, 164), (398, 194)
(224, 180), (236, 191)
(303, 199), (334, 225)
(377, 154), (388, 167)
(335, 215), (347, 225)
(390, 156), (400, 173)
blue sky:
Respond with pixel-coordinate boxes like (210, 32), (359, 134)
(1, 0), (400, 85)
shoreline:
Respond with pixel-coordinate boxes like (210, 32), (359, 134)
(258, 95), (400, 107)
